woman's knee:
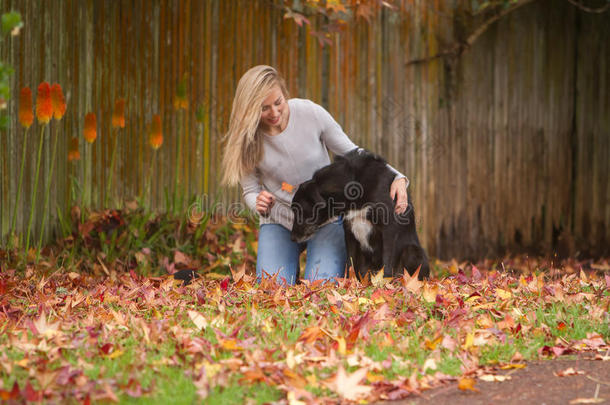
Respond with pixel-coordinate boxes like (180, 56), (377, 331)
(256, 224), (301, 285)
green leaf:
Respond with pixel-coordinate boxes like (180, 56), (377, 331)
(1, 11), (23, 36)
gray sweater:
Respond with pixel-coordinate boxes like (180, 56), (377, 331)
(240, 98), (406, 231)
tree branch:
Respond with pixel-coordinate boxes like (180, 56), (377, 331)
(565, 0), (610, 14)
(406, 0), (538, 66)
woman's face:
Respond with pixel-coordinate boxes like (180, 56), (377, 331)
(259, 85), (288, 132)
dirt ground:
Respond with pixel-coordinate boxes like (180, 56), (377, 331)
(388, 356), (609, 405)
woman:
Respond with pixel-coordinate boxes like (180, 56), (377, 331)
(222, 65), (409, 285)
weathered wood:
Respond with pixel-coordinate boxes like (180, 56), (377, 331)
(0, 0), (607, 259)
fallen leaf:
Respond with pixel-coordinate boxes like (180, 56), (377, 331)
(457, 377), (479, 392)
(500, 363), (526, 370)
(569, 398), (605, 404)
(402, 270), (422, 294)
(327, 366), (372, 401)
(188, 311), (208, 330)
(479, 374), (512, 382)
(554, 367), (585, 377)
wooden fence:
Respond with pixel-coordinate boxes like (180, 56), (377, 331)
(0, 0), (608, 259)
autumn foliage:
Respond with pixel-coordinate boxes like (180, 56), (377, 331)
(0, 246), (607, 402)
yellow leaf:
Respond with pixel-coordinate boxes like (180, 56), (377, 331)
(422, 284), (438, 303)
(500, 363), (526, 370)
(203, 362), (221, 379)
(15, 358), (29, 368)
(366, 372), (385, 383)
(336, 337), (346, 355)
(371, 269), (389, 287)
(106, 349), (123, 359)
(449, 260), (459, 274)
(221, 339), (243, 351)
(305, 373), (318, 388)
(205, 272), (227, 280)
(464, 331), (475, 350)
(358, 297), (372, 306)
(457, 377), (478, 392)
(495, 288), (512, 300)
(425, 335), (442, 350)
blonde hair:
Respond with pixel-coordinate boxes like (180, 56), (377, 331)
(221, 65), (289, 186)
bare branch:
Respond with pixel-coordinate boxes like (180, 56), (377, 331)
(405, 0), (538, 66)
(565, 0), (610, 14)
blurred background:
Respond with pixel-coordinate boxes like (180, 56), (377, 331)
(0, 0), (608, 261)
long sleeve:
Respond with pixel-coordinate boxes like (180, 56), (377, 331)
(240, 170), (261, 213)
(311, 101), (409, 188)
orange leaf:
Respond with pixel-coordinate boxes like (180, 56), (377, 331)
(298, 326), (324, 344)
(402, 268), (422, 294)
(457, 377), (479, 392)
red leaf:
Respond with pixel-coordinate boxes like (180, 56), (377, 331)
(23, 381), (40, 401)
(456, 269), (469, 284)
(220, 277), (230, 292)
(125, 378), (143, 398)
(100, 343), (113, 355)
(196, 289), (206, 305)
(83, 394), (91, 405)
(0, 381), (20, 400)
(471, 265), (482, 281)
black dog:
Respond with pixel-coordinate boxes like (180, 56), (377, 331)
(290, 148), (429, 280)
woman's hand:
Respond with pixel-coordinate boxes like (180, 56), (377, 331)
(390, 178), (408, 214)
(256, 190), (275, 216)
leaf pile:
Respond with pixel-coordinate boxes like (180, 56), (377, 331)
(6, 206), (258, 278)
(0, 260), (608, 403)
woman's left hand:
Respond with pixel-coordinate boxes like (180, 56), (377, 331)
(390, 177), (408, 214)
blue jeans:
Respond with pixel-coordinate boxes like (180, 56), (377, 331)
(256, 218), (347, 285)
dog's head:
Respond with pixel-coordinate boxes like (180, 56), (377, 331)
(290, 179), (327, 242)
(290, 158), (356, 242)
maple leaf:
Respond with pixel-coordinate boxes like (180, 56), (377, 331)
(371, 269), (391, 287)
(402, 269), (422, 294)
(32, 312), (60, 338)
(327, 366), (372, 401)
